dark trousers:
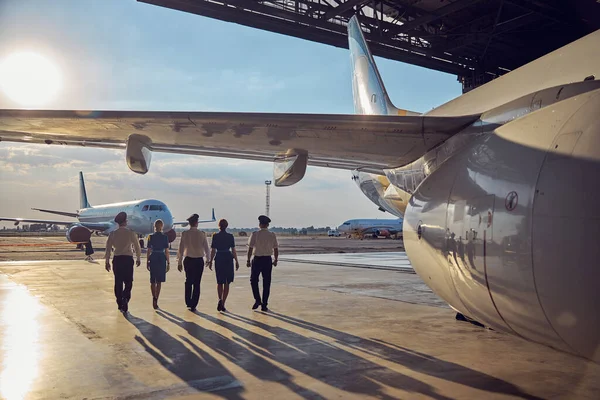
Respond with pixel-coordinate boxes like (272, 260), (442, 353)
(250, 256), (273, 306)
(84, 240), (94, 256)
(113, 255), (134, 308)
(184, 257), (204, 308)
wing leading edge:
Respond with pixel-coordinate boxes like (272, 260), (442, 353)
(0, 110), (479, 175)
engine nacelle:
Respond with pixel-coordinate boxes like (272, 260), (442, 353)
(126, 134), (152, 174)
(375, 229), (390, 237)
(351, 170), (408, 217)
(273, 148), (308, 187)
(66, 225), (92, 243)
(403, 89), (600, 362)
(165, 229), (177, 243)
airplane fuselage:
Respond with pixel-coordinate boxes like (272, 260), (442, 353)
(78, 199), (174, 235)
(338, 218), (403, 236)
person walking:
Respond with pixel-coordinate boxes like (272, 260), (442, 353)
(104, 212), (141, 313)
(84, 239), (94, 261)
(247, 215), (279, 312)
(208, 219), (239, 312)
(147, 219), (170, 310)
(177, 213), (210, 312)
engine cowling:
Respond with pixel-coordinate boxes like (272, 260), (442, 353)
(165, 229), (177, 243)
(66, 225), (92, 243)
(403, 89), (600, 362)
(375, 229), (390, 237)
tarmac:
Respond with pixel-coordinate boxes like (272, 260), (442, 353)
(1, 254), (599, 399)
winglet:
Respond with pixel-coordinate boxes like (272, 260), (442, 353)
(348, 16), (420, 116)
(211, 208), (216, 221)
(79, 171), (91, 209)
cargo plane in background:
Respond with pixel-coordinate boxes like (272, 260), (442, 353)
(1, 16), (600, 362)
(0, 172), (215, 248)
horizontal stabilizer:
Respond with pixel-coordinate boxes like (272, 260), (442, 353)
(32, 208), (79, 218)
(173, 208), (216, 227)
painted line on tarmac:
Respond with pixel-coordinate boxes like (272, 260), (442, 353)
(279, 258), (415, 273)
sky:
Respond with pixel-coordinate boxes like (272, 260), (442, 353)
(0, 0), (462, 228)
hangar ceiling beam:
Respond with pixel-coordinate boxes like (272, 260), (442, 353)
(322, 0), (370, 20)
(395, 0), (486, 34)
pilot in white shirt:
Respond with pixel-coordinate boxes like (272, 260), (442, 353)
(247, 215), (279, 312)
(177, 213), (210, 311)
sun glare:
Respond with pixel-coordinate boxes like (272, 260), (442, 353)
(0, 52), (61, 107)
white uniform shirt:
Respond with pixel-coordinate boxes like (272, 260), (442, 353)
(248, 228), (279, 256)
(104, 227), (142, 261)
(177, 227), (210, 263)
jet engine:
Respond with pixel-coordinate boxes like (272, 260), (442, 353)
(165, 229), (177, 243)
(403, 88), (600, 362)
(374, 229), (390, 237)
(66, 225), (92, 243)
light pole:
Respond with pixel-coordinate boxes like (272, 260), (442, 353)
(265, 180), (272, 217)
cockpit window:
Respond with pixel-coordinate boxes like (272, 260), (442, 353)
(149, 205), (163, 211)
(343, 222), (350, 225)
(142, 205), (149, 211)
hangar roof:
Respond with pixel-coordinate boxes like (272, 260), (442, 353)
(139, 0), (600, 92)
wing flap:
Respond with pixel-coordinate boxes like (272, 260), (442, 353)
(0, 110), (479, 172)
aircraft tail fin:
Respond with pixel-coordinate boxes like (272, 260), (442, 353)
(79, 171), (91, 209)
(347, 16), (420, 116)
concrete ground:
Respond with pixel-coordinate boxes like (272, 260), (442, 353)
(1, 258), (599, 399)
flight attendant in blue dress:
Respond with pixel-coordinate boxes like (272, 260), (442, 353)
(147, 219), (170, 310)
(208, 219), (239, 312)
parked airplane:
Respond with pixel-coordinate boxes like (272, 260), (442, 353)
(338, 218), (403, 239)
(1, 16), (600, 362)
(0, 172), (215, 248)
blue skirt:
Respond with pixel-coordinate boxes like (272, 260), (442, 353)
(215, 251), (234, 284)
(149, 252), (167, 283)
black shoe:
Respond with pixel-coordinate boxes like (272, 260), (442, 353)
(217, 300), (223, 312)
(261, 305), (269, 312)
(252, 301), (261, 310)
(190, 307), (197, 312)
(221, 305), (227, 312)
(122, 300), (128, 313)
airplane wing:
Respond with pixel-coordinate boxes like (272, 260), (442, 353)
(0, 217), (112, 232)
(0, 110), (479, 174)
(173, 208), (217, 227)
(0, 217), (75, 226)
(32, 208), (79, 218)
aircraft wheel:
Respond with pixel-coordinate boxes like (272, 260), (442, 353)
(139, 239), (144, 249)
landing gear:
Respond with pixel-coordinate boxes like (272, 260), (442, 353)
(139, 239), (145, 249)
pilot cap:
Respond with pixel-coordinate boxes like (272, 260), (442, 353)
(187, 213), (199, 224)
(258, 215), (271, 224)
(114, 212), (127, 224)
